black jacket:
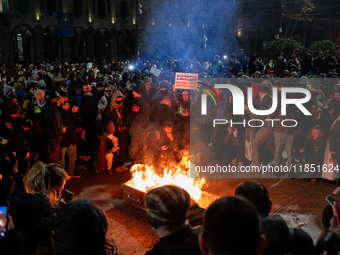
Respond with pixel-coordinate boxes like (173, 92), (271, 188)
(58, 107), (79, 147)
(145, 225), (202, 255)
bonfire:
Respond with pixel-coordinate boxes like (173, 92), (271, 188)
(125, 155), (216, 209)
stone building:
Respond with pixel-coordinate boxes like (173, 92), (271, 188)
(0, 0), (138, 64)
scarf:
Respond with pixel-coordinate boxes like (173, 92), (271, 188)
(110, 91), (124, 126)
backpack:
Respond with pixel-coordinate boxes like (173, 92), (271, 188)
(33, 107), (52, 138)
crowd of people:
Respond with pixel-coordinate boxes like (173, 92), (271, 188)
(1, 167), (340, 255)
(0, 48), (339, 253)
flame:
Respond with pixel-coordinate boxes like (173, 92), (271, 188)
(126, 155), (209, 207)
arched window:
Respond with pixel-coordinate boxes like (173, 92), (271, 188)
(46, 0), (56, 16)
(107, 0), (110, 14)
(17, 0), (27, 15)
(120, 1), (127, 20)
(13, 29), (24, 62)
(73, 0), (82, 17)
(98, 0), (105, 19)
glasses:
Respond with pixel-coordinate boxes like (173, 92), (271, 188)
(183, 94), (189, 97)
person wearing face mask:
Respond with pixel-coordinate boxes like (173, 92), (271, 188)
(149, 81), (175, 126)
(274, 52), (287, 76)
(174, 90), (199, 149)
(151, 80), (173, 104)
(102, 91), (129, 172)
(127, 86), (151, 163)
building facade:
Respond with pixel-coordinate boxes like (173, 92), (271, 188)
(0, 0), (138, 64)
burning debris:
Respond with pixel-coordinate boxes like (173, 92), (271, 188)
(124, 155), (218, 209)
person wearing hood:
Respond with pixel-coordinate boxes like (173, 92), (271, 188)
(102, 91), (129, 172)
(174, 89), (199, 149)
(212, 55), (224, 76)
(97, 83), (112, 114)
(127, 86), (151, 162)
(79, 84), (97, 157)
(143, 77), (157, 103)
(151, 80), (173, 103)
(150, 81), (175, 126)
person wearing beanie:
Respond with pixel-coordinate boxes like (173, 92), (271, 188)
(266, 70), (274, 79)
(260, 80), (273, 88)
(287, 53), (301, 73)
(3, 85), (15, 99)
(258, 84), (271, 94)
(1, 85), (17, 114)
(252, 71), (260, 79)
(144, 185), (202, 255)
(133, 85), (146, 97)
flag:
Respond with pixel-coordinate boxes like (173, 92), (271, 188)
(57, 12), (74, 38)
